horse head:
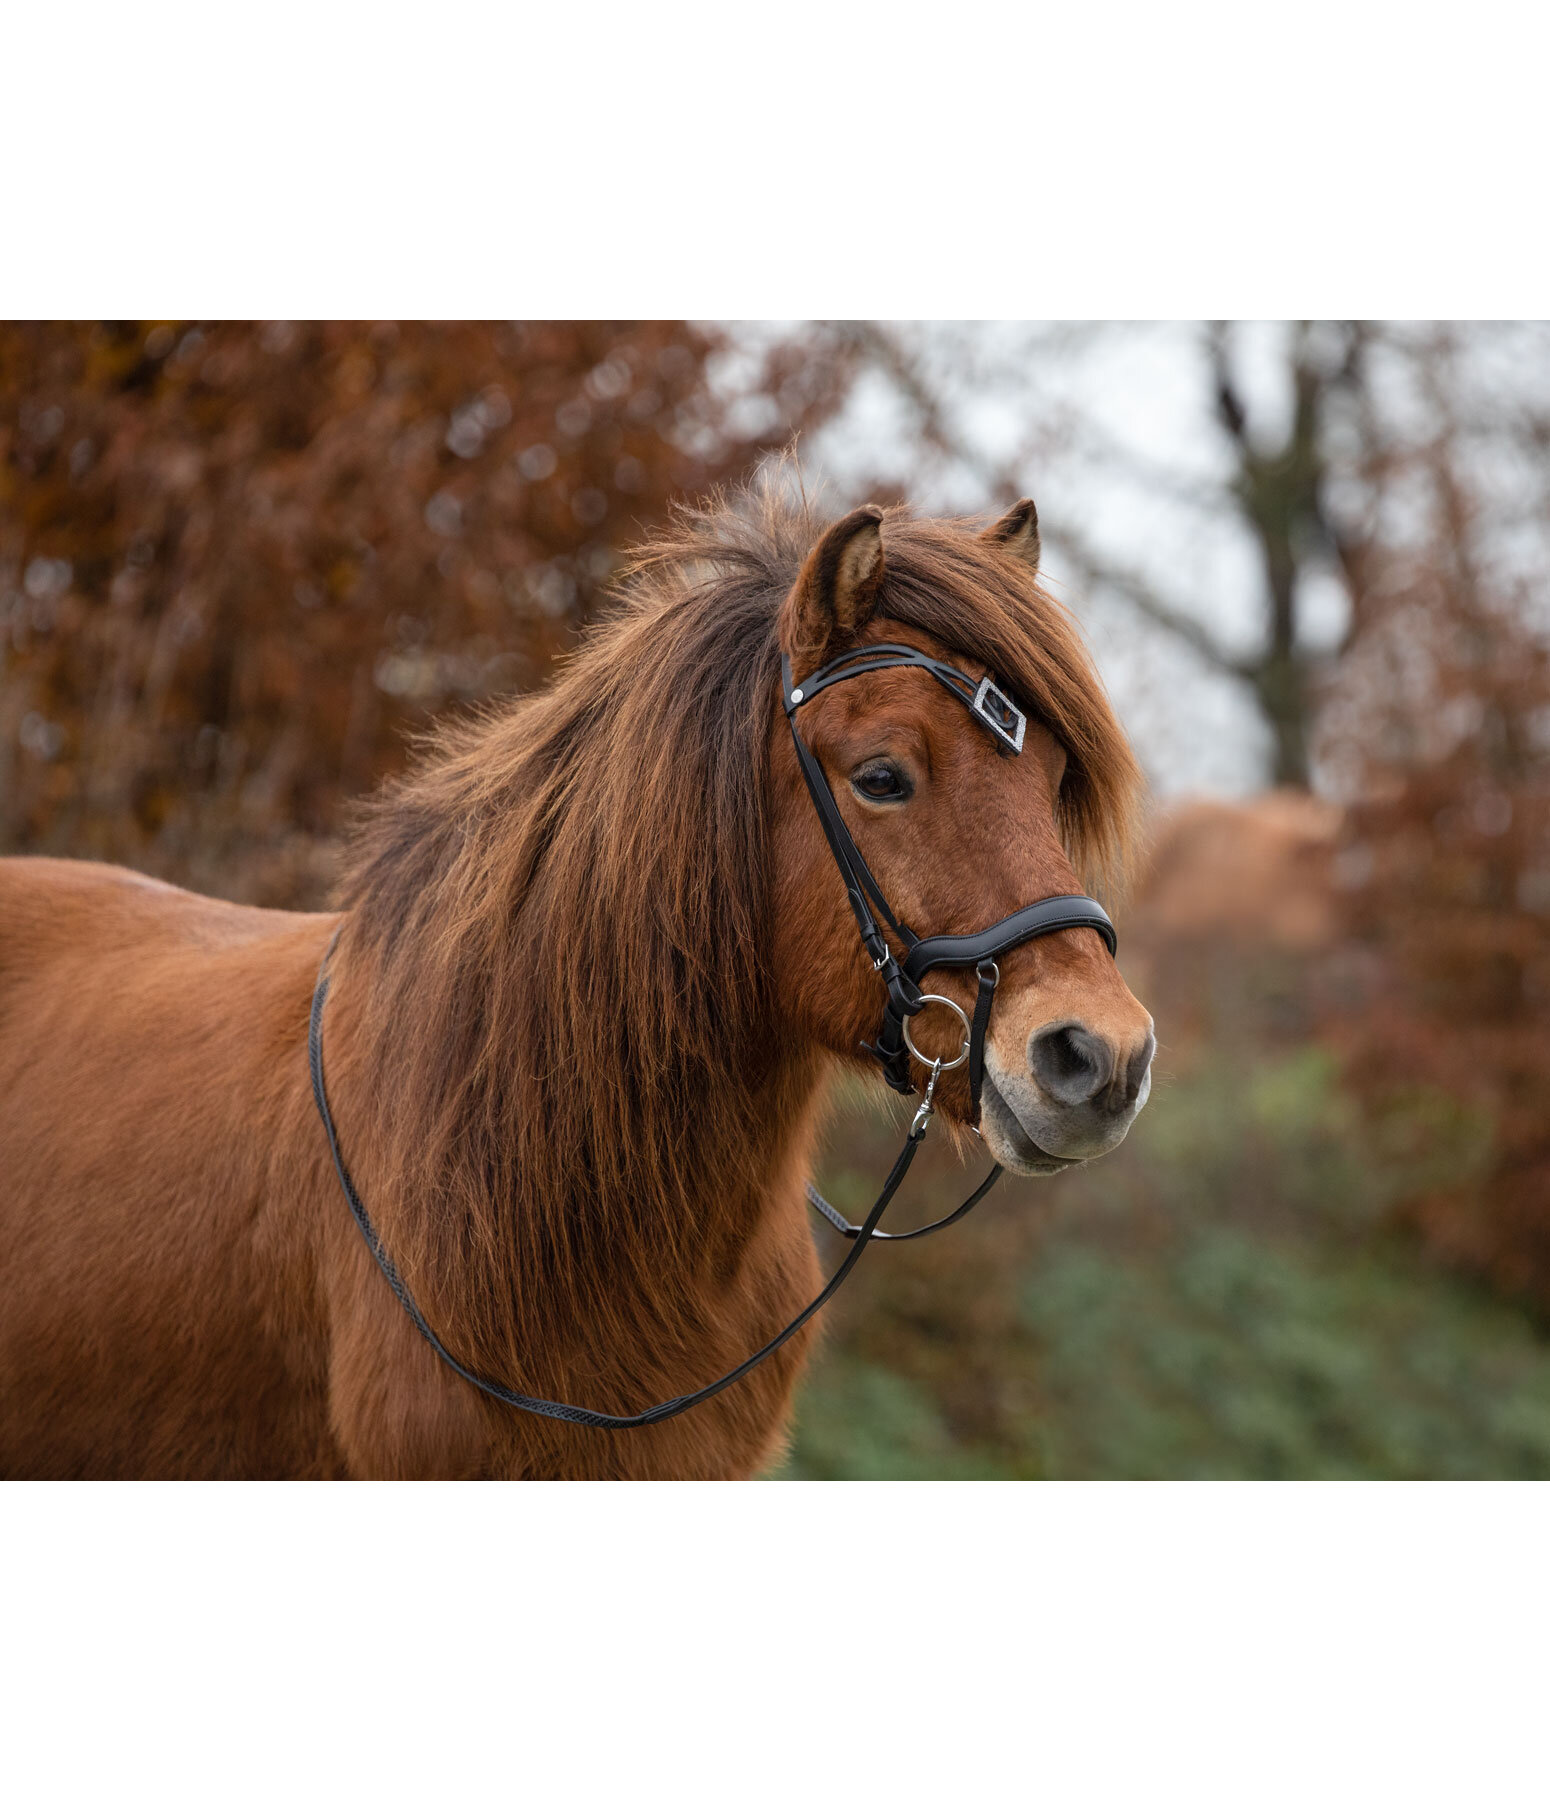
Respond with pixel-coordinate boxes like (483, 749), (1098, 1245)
(771, 501), (1155, 1174)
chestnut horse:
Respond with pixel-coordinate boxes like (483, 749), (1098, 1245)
(0, 491), (1153, 1478)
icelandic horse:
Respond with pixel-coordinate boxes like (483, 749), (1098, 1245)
(0, 491), (1153, 1477)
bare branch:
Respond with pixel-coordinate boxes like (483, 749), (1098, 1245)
(1052, 415), (1232, 517)
(1208, 321), (1249, 449)
(1043, 521), (1252, 681)
(827, 321), (1024, 503)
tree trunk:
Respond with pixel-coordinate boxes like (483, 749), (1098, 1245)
(1255, 651), (1311, 788)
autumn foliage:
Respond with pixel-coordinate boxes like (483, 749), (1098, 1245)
(0, 321), (840, 903)
(1325, 537), (1550, 1304)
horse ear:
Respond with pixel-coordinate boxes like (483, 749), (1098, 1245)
(782, 506), (886, 679)
(982, 498), (1041, 572)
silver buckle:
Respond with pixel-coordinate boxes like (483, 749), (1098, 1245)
(910, 1058), (945, 1138)
(970, 675), (1026, 754)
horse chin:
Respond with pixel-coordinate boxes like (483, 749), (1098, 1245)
(978, 1075), (1084, 1179)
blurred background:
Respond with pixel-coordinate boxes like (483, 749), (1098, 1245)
(3, 320), (1547, 1477)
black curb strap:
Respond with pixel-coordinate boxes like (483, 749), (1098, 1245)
(309, 642), (1118, 1431)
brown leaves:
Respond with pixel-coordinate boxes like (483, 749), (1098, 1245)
(1325, 533), (1550, 1307)
(0, 321), (846, 903)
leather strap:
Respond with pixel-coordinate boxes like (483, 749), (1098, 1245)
(785, 709), (920, 959)
(968, 960), (999, 1115)
(785, 641), (981, 714)
(903, 896), (1117, 979)
(805, 1164), (1002, 1243)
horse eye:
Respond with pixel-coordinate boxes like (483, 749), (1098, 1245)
(851, 761), (911, 804)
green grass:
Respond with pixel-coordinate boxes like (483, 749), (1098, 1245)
(776, 1048), (1550, 1479)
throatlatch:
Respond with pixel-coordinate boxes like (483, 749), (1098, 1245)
(309, 642), (1117, 1429)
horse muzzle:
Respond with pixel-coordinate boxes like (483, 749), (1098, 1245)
(978, 1026), (1155, 1175)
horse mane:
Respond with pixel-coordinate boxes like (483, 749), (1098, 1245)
(334, 475), (1141, 1384)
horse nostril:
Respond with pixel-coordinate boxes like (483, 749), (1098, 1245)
(1028, 1024), (1114, 1108)
(1121, 1032), (1156, 1110)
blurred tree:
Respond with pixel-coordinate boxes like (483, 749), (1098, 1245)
(0, 321), (845, 903)
(1322, 343), (1550, 1308)
(1199, 320), (1362, 787)
(805, 320), (1368, 784)
(802, 321), (1550, 793)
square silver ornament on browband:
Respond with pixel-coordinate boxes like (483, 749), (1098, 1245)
(970, 675), (1026, 753)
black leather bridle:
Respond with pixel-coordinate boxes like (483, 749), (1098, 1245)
(782, 643), (1115, 1117)
(309, 641), (1117, 1431)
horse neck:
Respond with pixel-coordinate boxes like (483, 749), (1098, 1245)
(320, 906), (825, 1360)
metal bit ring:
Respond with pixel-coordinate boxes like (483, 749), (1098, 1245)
(901, 993), (972, 1072)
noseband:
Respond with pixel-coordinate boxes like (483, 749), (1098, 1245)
(309, 641), (1117, 1431)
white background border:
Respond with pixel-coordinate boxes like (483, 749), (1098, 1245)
(5, 5), (1546, 1791)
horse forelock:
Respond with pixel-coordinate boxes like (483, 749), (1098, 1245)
(871, 515), (1144, 900)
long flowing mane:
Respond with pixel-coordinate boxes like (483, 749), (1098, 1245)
(334, 478), (1141, 1388)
